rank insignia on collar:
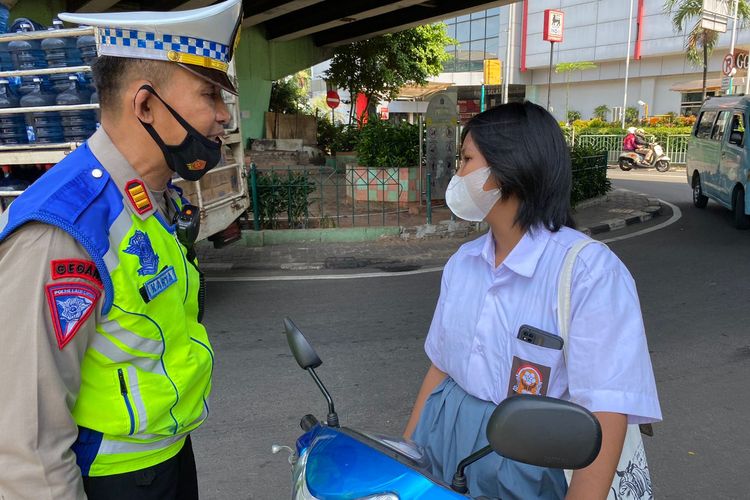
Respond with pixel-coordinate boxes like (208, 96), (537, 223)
(124, 230), (160, 276)
(45, 282), (100, 350)
(125, 179), (153, 215)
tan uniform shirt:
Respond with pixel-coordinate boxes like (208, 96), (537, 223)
(0, 129), (181, 499)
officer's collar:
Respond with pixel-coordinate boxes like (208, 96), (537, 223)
(87, 128), (168, 222)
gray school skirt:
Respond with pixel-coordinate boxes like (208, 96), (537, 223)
(411, 378), (567, 500)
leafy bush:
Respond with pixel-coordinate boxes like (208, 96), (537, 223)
(331, 125), (360, 153)
(570, 144), (610, 207)
(357, 119), (419, 169)
(249, 170), (316, 229)
(317, 118), (337, 155)
(567, 110), (582, 122)
(625, 106), (640, 124)
(593, 105), (610, 121)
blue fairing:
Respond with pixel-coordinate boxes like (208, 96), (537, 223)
(297, 426), (467, 500)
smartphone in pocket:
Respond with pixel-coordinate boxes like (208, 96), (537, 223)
(517, 324), (564, 350)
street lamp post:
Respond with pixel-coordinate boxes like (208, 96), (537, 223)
(621, 0), (635, 129)
(638, 100), (648, 121)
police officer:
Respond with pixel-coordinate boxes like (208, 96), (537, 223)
(0, 1), (241, 498)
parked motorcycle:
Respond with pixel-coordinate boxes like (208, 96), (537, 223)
(274, 317), (603, 499)
(619, 140), (671, 172)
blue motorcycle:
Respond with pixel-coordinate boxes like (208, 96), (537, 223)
(274, 318), (602, 500)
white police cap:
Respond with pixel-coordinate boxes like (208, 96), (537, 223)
(58, 0), (242, 94)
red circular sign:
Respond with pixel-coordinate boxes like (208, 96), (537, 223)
(326, 90), (340, 109)
(723, 54), (734, 76)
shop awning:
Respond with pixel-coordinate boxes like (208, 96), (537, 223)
(397, 81), (454, 100)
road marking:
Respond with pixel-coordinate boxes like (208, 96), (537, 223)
(207, 198), (682, 283)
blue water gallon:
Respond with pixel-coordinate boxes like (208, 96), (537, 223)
(0, 78), (27, 145)
(42, 20), (72, 94)
(9, 22), (48, 95)
(20, 78), (63, 144)
(0, 5), (11, 71)
(57, 76), (96, 142)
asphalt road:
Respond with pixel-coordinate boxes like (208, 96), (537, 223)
(193, 167), (750, 499)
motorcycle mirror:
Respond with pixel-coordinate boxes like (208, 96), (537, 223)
(486, 395), (602, 470)
(283, 317), (322, 370)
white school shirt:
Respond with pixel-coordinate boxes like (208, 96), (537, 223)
(425, 226), (662, 424)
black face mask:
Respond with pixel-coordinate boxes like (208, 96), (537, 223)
(137, 84), (222, 182)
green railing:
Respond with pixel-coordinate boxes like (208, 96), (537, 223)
(247, 163), (406, 230)
(574, 133), (690, 165)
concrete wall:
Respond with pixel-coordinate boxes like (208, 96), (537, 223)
(232, 26), (332, 142)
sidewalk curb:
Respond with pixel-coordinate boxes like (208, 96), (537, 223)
(577, 194), (662, 236)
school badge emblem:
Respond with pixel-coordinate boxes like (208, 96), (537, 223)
(45, 282), (100, 349)
(507, 356), (551, 397)
(124, 230), (160, 276)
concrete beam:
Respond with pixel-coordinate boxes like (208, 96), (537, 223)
(265, 0), (423, 41)
(314, 0), (512, 47)
(67, 0), (119, 13)
(243, 0), (325, 27)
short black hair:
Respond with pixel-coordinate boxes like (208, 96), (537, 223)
(461, 101), (575, 232)
(91, 56), (174, 112)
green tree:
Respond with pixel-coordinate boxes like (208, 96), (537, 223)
(555, 61), (597, 122)
(664, 0), (750, 102)
(269, 69), (311, 114)
(593, 104), (610, 121)
(325, 24), (454, 125)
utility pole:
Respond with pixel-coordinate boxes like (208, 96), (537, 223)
(621, 0), (635, 129)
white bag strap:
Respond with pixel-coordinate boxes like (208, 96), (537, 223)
(556, 238), (607, 355)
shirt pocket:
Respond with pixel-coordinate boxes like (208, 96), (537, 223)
(505, 336), (565, 398)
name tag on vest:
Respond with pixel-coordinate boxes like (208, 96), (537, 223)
(140, 266), (178, 302)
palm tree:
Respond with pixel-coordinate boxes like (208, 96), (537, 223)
(664, 0), (750, 102)
(555, 62), (597, 122)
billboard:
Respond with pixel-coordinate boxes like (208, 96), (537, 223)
(701, 0), (731, 32)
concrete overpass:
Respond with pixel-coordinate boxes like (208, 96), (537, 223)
(9, 0), (511, 139)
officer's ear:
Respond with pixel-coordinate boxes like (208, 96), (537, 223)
(132, 83), (156, 124)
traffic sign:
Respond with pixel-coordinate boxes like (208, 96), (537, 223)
(326, 90), (340, 109)
(723, 54), (734, 76)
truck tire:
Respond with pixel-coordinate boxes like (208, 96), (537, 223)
(733, 187), (750, 229)
(692, 174), (708, 208)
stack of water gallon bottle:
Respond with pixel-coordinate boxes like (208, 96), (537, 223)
(0, 17), (99, 147)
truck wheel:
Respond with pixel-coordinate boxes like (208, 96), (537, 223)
(619, 159), (633, 171)
(655, 160), (669, 172)
(733, 187), (750, 229)
(692, 175), (708, 208)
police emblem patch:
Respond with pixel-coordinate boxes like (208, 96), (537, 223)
(507, 356), (551, 397)
(124, 230), (160, 276)
(45, 282), (100, 349)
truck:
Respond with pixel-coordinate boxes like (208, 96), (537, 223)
(0, 23), (248, 244)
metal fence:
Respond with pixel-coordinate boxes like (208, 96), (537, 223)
(247, 164), (408, 230)
(574, 133), (690, 165)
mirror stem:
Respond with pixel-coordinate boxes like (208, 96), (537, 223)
(307, 367), (339, 427)
(450, 445), (492, 493)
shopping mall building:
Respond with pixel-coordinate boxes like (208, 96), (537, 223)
(386, 0), (750, 123)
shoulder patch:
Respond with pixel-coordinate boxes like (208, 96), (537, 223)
(50, 259), (103, 287)
(45, 282), (101, 350)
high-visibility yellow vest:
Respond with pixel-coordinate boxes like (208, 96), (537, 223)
(0, 143), (213, 476)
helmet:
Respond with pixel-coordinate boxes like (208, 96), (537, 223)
(636, 128), (645, 135)
(627, 127), (636, 134)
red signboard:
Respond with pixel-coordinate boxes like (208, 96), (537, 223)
(543, 9), (564, 43)
(326, 90), (340, 109)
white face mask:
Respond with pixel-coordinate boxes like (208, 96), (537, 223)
(445, 167), (502, 222)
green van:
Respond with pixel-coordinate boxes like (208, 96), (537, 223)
(687, 95), (750, 228)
